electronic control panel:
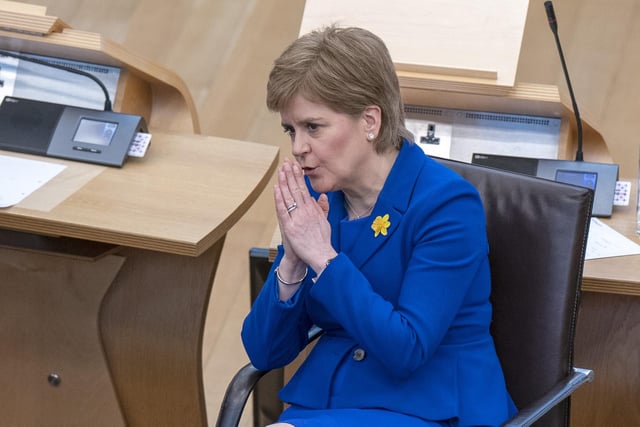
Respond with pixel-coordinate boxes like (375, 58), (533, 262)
(0, 96), (148, 167)
(472, 152), (619, 217)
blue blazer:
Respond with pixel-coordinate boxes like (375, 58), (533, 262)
(242, 141), (516, 426)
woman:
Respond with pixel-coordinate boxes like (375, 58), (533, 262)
(241, 25), (516, 427)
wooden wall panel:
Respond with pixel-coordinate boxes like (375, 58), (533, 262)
(26, 0), (640, 177)
(519, 0), (640, 177)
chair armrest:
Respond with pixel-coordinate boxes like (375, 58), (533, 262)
(215, 326), (324, 427)
(215, 363), (268, 427)
(502, 367), (594, 427)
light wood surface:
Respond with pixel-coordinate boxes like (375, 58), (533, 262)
(299, 0), (529, 87)
(0, 132), (278, 256)
(582, 187), (640, 296)
(518, 0), (640, 178)
(2, 1), (640, 426)
(1, 247), (126, 425)
(0, 130), (278, 426)
(0, 231), (230, 425)
(572, 292), (640, 426)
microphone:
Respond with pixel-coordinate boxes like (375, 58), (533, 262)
(472, 3), (620, 216)
(0, 49), (113, 111)
(543, 1), (583, 161)
(544, 1), (558, 32)
(535, 1), (618, 216)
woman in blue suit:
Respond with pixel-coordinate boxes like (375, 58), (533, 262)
(241, 25), (516, 427)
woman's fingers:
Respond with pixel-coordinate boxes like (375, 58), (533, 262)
(288, 161), (308, 203)
(277, 163), (297, 213)
(317, 193), (329, 217)
(278, 159), (309, 212)
(274, 160), (333, 267)
(274, 183), (288, 217)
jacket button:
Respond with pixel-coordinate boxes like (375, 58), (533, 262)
(352, 348), (366, 361)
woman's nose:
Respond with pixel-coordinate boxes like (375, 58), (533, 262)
(291, 134), (310, 156)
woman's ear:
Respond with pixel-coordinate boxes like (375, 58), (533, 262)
(362, 105), (382, 137)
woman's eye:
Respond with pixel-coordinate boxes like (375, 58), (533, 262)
(306, 123), (318, 132)
(283, 127), (294, 137)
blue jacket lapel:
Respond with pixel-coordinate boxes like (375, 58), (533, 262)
(339, 142), (427, 268)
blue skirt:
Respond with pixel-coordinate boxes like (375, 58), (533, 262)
(277, 405), (449, 427)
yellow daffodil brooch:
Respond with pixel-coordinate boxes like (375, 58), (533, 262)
(371, 214), (391, 237)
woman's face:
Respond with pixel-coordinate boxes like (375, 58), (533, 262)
(279, 94), (374, 194)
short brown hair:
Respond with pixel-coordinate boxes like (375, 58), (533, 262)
(266, 25), (413, 152)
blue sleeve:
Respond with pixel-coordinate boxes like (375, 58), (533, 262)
(241, 246), (315, 371)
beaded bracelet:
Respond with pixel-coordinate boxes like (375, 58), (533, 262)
(275, 266), (308, 286)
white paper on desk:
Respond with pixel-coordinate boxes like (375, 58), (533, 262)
(585, 217), (640, 260)
(0, 155), (66, 208)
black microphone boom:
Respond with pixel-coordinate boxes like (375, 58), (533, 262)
(472, 2), (620, 216)
(0, 49), (112, 111)
(544, 1), (583, 161)
(533, 1), (618, 217)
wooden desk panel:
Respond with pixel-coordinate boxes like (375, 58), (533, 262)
(0, 245), (125, 425)
(573, 180), (640, 426)
(0, 132), (278, 426)
(572, 292), (640, 427)
(0, 132), (279, 256)
(582, 193), (640, 296)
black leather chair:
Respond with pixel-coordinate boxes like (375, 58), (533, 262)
(216, 158), (595, 427)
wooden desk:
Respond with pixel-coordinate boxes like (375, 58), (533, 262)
(572, 182), (640, 426)
(0, 133), (278, 426)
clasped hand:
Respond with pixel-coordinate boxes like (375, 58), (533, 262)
(274, 159), (336, 275)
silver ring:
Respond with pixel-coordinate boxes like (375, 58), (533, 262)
(286, 202), (298, 213)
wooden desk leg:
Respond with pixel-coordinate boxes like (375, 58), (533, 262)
(100, 238), (225, 426)
(572, 291), (640, 426)
(0, 235), (224, 426)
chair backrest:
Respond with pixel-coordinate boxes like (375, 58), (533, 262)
(435, 158), (593, 427)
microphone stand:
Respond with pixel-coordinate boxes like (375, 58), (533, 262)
(544, 1), (583, 161)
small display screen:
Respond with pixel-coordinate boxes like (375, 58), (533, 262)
(555, 169), (598, 190)
(73, 118), (118, 146)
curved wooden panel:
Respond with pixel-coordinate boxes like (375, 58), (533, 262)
(0, 245), (125, 425)
(99, 240), (225, 426)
